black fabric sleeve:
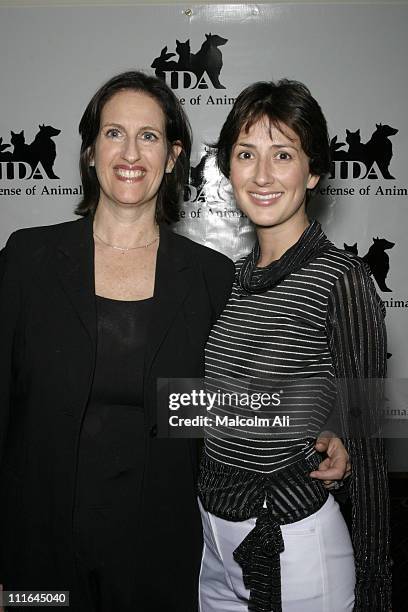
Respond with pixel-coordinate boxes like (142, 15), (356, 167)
(200, 251), (235, 322)
(0, 232), (22, 462)
(0, 232), (23, 582)
(326, 262), (392, 611)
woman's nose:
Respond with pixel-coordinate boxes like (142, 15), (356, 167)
(254, 157), (274, 185)
(122, 138), (141, 163)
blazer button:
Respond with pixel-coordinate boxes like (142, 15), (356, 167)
(149, 424), (158, 438)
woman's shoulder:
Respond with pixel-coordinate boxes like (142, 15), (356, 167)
(1, 218), (87, 279)
(4, 217), (87, 251)
(314, 242), (372, 284)
(317, 244), (383, 313)
(167, 228), (234, 273)
(165, 229), (235, 313)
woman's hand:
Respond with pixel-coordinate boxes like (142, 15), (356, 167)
(310, 435), (351, 488)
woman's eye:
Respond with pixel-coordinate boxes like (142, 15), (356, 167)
(276, 151), (291, 160)
(238, 151), (252, 160)
(106, 128), (121, 139)
(141, 132), (158, 142)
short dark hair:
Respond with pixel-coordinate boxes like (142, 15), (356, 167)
(215, 79), (330, 180)
(76, 70), (192, 223)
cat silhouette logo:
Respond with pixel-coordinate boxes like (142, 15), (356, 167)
(344, 237), (395, 292)
(0, 124), (61, 180)
(151, 34), (228, 89)
(330, 124), (398, 180)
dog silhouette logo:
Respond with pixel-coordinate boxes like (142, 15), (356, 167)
(344, 237), (395, 292)
(0, 124), (61, 180)
(330, 124), (398, 180)
(151, 33), (228, 89)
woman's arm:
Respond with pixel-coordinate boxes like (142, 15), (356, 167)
(0, 233), (22, 460)
(199, 248), (235, 322)
(326, 262), (392, 611)
(0, 232), (23, 584)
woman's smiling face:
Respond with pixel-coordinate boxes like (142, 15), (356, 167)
(229, 117), (319, 229)
(92, 89), (179, 214)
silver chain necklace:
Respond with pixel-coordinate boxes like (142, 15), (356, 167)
(93, 231), (159, 253)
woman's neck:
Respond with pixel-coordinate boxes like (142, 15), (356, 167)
(93, 201), (158, 247)
(256, 216), (310, 267)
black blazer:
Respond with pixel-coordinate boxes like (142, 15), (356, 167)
(0, 215), (234, 611)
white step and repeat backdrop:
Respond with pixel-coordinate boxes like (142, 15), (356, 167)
(1, 3), (407, 467)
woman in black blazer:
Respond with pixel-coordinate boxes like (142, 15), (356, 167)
(0, 71), (234, 612)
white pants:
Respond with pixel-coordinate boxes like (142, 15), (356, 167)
(199, 495), (355, 612)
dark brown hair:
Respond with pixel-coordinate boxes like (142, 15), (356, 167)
(76, 70), (192, 223)
(215, 79), (330, 180)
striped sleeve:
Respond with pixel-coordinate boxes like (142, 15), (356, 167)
(326, 262), (392, 611)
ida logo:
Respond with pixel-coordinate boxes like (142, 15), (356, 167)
(344, 237), (395, 292)
(0, 124), (61, 180)
(151, 33), (228, 89)
(330, 124), (398, 180)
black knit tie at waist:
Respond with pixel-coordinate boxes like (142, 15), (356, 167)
(234, 508), (285, 612)
(198, 453), (330, 612)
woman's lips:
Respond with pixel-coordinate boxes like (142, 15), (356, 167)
(114, 165), (146, 182)
(248, 191), (283, 205)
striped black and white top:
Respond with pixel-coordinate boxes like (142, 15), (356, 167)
(204, 251), (342, 473)
(198, 223), (391, 611)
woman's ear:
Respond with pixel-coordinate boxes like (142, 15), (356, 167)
(307, 173), (320, 190)
(86, 146), (95, 167)
(166, 141), (183, 173)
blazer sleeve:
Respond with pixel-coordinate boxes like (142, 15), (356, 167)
(0, 232), (23, 465)
(326, 262), (392, 611)
(199, 251), (235, 323)
(0, 232), (24, 582)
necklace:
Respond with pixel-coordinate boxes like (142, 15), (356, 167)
(93, 231), (159, 252)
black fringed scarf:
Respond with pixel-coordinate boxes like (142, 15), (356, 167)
(237, 221), (332, 296)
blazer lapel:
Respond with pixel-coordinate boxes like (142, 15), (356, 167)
(51, 219), (192, 366)
(144, 224), (194, 379)
(53, 215), (97, 349)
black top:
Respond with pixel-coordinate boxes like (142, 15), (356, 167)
(77, 295), (153, 510)
(199, 222), (391, 612)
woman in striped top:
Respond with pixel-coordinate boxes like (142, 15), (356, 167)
(198, 81), (391, 611)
